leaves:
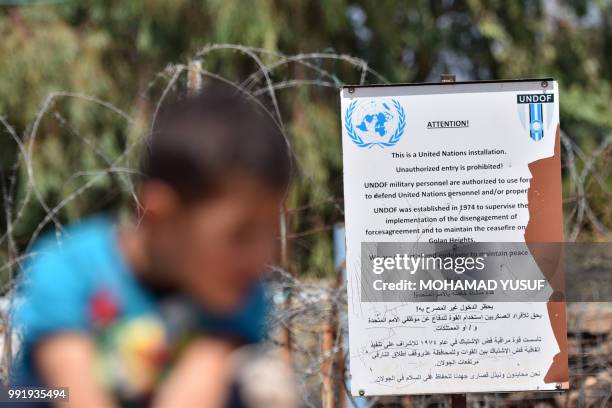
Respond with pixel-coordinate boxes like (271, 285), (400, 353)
(0, 0), (610, 279)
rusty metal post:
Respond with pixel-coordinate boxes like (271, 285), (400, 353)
(279, 206), (293, 364)
(1, 314), (12, 382)
(335, 336), (346, 408)
(332, 225), (347, 408)
(321, 301), (335, 408)
(187, 60), (202, 94)
(334, 293), (346, 408)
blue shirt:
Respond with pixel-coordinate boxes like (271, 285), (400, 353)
(11, 216), (268, 401)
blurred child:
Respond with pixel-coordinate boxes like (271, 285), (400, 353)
(11, 84), (294, 407)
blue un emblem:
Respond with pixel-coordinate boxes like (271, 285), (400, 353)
(345, 99), (406, 148)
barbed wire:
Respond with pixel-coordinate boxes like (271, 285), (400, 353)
(0, 45), (610, 407)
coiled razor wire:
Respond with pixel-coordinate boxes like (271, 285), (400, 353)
(0, 45), (610, 407)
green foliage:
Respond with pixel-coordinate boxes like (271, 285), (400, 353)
(0, 1), (610, 281)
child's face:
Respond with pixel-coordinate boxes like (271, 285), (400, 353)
(146, 178), (284, 313)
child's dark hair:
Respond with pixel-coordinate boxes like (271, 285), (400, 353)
(143, 84), (292, 201)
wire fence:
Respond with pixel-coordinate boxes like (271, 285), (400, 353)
(0, 45), (610, 407)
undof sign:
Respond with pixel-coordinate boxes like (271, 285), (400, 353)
(340, 79), (568, 396)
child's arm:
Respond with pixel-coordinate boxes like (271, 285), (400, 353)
(152, 338), (235, 408)
(35, 333), (117, 408)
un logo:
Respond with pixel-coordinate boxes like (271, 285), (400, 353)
(345, 99), (406, 148)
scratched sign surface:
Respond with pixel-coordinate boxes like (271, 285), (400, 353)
(340, 80), (567, 395)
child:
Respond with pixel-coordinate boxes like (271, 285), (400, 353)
(12, 84), (293, 407)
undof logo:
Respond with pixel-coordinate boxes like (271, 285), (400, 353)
(345, 99), (406, 148)
(516, 93), (554, 142)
